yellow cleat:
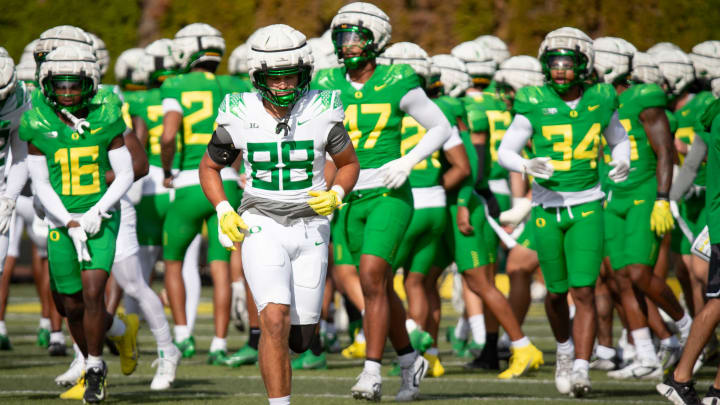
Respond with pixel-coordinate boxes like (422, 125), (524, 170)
(497, 343), (544, 379)
(111, 313), (139, 375)
(393, 273), (406, 301)
(341, 340), (366, 359)
(59, 376), (84, 400)
(423, 353), (445, 377)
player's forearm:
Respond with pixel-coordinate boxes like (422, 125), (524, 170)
(669, 136), (706, 200)
(27, 154), (73, 226)
(95, 146), (134, 213)
(509, 171), (528, 198)
(124, 129), (150, 180)
(441, 144), (471, 191)
(642, 107), (674, 195)
(160, 111), (181, 173)
(199, 153), (228, 208)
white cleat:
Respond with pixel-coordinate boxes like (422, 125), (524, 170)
(151, 345), (182, 390)
(555, 353), (573, 394)
(54, 354), (85, 387)
(658, 344), (682, 373)
(607, 357), (662, 380)
(569, 369), (591, 398)
(351, 371), (382, 402)
(589, 358), (617, 371)
(396, 355), (429, 402)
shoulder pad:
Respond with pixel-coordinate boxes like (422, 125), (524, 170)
(311, 67), (343, 90)
(380, 64), (421, 89)
(701, 98), (720, 130)
(512, 86), (544, 114)
(627, 83), (667, 110)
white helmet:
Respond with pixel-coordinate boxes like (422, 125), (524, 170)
(474, 35), (510, 65)
(654, 49), (695, 95)
(0, 51), (17, 102)
(247, 24), (313, 107)
(308, 32), (340, 71)
(114, 47), (145, 88)
(451, 41), (497, 86)
(34, 25), (93, 64)
(631, 52), (664, 86)
(431, 54), (472, 97)
(228, 44), (249, 75)
(87, 32), (110, 77)
(593, 37), (637, 84)
(538, 27), (594, 88)
(140, 39), (178, 86)
(712, 78), (720, 98)
(38, 45), (100, 110)
(16, 58), (37, 85)
(330, 2), (391, 68)
(377, 42), (431, 83)
(690, 41), (720, 85)
(647, 42), (682, 55)
(19, 40), (38, 65)
(494, 55), (544, 92)
(173, 23), (225, 72)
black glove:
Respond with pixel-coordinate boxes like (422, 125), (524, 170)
(477, 188), (500, 218)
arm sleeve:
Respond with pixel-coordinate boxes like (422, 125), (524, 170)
(670, 135), (707, 200)
(325, 122), (352, 155)
(498, 114), (533, 173)
(27, 154), (73, 226)
(604, 111), (631, 163)
(94, 146), (134, 213)
(162, 98), (183, 114)
(399, 87), (451, 163)
(3, 130), (29, 201)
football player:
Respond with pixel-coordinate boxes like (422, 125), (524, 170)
(200, 24), (359, 405)
(498, 27), (631, 397)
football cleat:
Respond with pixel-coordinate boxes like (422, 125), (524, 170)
(110, 313), (139, 375)
(351, 370), (382, 402)
(423, 353), (445, 378)
(589, 357), (617, 371)
(55, 355), (85, 386)
(446, 326), (469, 357)
(657, 374), (701, 405)
(497, 343), (544, 379)
(207, 349), (231, 366)
(703, 385), (720, 405)
(658, 344), (682, 373)
(49, 341), (68, 357)
(0, 333), (11, 350)
(409, 329), (434, 353)
(150, 346), (182, 390)
(82, 361), (107, 404)
(37, 327), (50, 348)
(226, 343), (258, 367)
(569, 368), (591, 398)
(608, 357), (662, 380)
(341, 340), (366, 359)
(555, 352), (573, 394)
(291, 350), (327, 370)
(59, 375), (85, 400)
(396, 354), (429, 402)
(174, 336), (196, 358)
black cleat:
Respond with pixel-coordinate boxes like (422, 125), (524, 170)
(48, 342), (67, 357)
(703, 385), (720, 405)
(104, 337), (119, 356)
(656, 373), (701, 405)
(464, 346), (500, 371)
(83, 361), (107, 404)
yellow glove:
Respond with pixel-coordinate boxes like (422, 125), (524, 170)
(650, 199), (674, 236)
(307, 187), (344, 216)
(216, 201), (247, 250)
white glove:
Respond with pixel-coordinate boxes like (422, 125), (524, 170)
(381, 155), (417, 189)
(68, 226), (91, 262)
(499, 197), (532, 226)
(608, 159), (630, 183)
(217, 223), (235, 250)
(79, 206), (111, 236)
(523, 157), (554, 179)
(0, 196), (16, 234)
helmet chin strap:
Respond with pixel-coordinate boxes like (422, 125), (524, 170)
(60, 108), (90, 135)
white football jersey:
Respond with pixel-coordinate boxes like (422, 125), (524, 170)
(215, 90), (344, 204)
(0, 82), (31, 188)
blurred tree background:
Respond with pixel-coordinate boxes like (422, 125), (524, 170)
(2, 0), (720, 82)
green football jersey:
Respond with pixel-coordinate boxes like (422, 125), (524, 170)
(401, 97), (456, 189)
(701, 100), (720, 242)
(128, 88), (181, 169)
(514, 83), (617, 192)
(160, 71), (225, 171)
(675, 91), (715, 187)
(217, 74), (254, 95)
(19, 88), (126, 213)
(311, 64), (421, 170)
(463, 92), (512, 181)
(601, 83), (667, 190)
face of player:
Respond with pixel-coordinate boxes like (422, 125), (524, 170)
(336, 31), (369, 60)
(52, 78), (84, 107)
(548, 55), (576, 86)
(266, 73), (299, 97)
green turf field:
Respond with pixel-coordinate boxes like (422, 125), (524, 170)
(0, 282), (716, 404)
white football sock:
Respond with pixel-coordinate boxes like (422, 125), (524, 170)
(183, 234), (202, 333)
(469, 314), (486, 345)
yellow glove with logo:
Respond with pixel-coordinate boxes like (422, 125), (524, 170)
(307, 186), (344, 216)
(216, 201), (247, 251)
(650, 199), (674, 236)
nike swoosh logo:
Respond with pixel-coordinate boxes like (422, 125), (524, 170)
(314, 241), (324, 246)
(298, 119), (311, 126)
(581, 211), (594, 217)
(374, 83), (387, 91)
(46, 131), (58, 138)
(90, 127), (102, 134)
(634, 199), (645, 205)
(588, 105), (600, 111)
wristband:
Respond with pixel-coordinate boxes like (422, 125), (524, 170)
(163, 169), (173, 179)
(330, 184), (346, 200)
(657, 191), (669, 201)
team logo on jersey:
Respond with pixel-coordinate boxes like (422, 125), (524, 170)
(248, 123), (259, 129)
(71, 133), (80, 140)
(90, 127), (103, 135)
(588, 105), (600, 111)
(374, 83), (387, 91)
(248, 226), (262, 234)
(542, 108), (558, 115)
(581, 210), (594, 217)
(569, 110), (578, 118)
(49, 230), (60, 242)
(535, 217), (546, 228)
(354, 91), (363, 99)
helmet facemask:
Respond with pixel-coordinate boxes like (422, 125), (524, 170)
(254, 64), (312, 107)
(541, 49), (588, 94)
(332, 24), (378, 70)
(42, 73), (95, 113)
